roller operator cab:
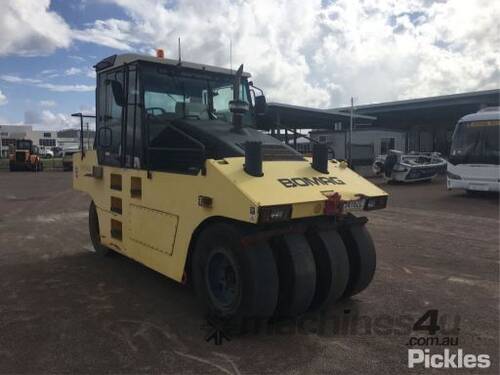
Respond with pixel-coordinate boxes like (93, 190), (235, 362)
(73, 53), (388, 321)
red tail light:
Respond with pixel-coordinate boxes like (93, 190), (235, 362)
(324, 192), (343, 216)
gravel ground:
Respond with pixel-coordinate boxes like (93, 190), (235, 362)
(0, 172), (498, 374)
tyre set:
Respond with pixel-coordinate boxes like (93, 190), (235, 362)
(191, 221), (376, 321)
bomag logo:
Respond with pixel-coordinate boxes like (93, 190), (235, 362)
(278, 176), (346, 188)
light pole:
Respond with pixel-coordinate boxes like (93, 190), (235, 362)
(349, 97), (354, 165)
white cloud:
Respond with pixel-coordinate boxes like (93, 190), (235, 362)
(73, 18), (138, 51)
(39, 100), (56, 107)
(0, 89), (7, 105)
(72, 0), (499, 107)
(37, 83), (94, 92)
(64, 67), (83, 76)
(41, 69), (57, 75)
(68, 55), (86, 62)
(24, 108), (96, 131)
(0, 0), (497, 110)
(64, 66), (96, 79)
(86, 69), (96, 79)
(0, 75), (42, 84)
(1, 74), (94, 92)
(0, 0), (72, 56)
(24, 109), (79, 130)
(311, 0), (500, 104)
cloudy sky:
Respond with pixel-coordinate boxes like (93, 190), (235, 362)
(0, 0), (498, 130)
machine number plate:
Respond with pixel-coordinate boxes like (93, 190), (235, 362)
(343, 199), (365, 212)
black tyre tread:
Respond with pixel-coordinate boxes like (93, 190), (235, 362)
(192, 223), (279, 320)
(89, 201), (110, 256)
(340, 224), (376, 298)
(239, 241), (280, 317)
(307, 229), (349, 310)
(271, 233), (316, 317)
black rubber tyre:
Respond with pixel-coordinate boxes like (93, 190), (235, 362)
(306, 229), (350, 310)
(339, 224), (376, 299)
(89, 201), (111, 256)
(191, 223), (279, 320)
(270, 233), (316, 317)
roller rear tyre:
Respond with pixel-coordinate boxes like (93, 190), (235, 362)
(89, 201), (111, 256)
(271, 233), (316, 317)
(306, 229), (349, 310)
(340, 224), (376, 299)
(191, 223), (279, 320)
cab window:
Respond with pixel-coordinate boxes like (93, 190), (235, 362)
(97, 69), (124, 166)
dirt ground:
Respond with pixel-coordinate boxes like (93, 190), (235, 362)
(0, 172), (498, 374)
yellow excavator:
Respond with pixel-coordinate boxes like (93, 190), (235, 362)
(73, 52), (388, 320)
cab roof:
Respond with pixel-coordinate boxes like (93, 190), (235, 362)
(94, 53), (251, 78)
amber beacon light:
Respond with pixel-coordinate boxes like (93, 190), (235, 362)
(156, 48), (165, 58)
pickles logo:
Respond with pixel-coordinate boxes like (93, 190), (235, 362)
(278, 176), (346, 188)
(408, 349), (490, 369)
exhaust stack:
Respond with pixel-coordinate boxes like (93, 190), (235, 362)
(244, 141), (263, 177)
(229, 64), (249, 133)
(312, 143), (329, 174)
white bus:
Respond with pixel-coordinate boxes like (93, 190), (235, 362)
(447, 108), (500, 193)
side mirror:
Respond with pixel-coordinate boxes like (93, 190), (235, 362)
(254, 95), (267, 115)
(107, 79), (126, 107)
(98, 126), (112, 148)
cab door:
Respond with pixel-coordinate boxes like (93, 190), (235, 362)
(122, 65), (179, 264)
(94, 67), (126, 253)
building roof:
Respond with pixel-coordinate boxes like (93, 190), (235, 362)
(331, 89), (500, 129)
(310, 127), (406, 134)
(333, 89), (500, 113)
(0, 124), (32, 131)
(258, 102), (376, 131)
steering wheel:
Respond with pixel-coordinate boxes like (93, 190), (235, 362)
(146, 107), (167, 116)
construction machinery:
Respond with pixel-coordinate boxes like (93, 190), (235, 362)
(73, 52), (388, 321)
(9, 139), (43, 172)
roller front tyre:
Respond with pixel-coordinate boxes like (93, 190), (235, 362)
(306, 229), (350, 310)
(192, 223), (279, 320)
(271, 233), (316, 317)
(340, 224), (376, 299)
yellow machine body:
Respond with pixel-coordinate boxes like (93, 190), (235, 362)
(74, 150), (387, 283)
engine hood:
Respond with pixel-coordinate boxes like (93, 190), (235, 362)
(208, 157), (388, 207)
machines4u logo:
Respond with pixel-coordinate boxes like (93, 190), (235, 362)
(278, 176), (346, 188)
(407, 310), (491, 370)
